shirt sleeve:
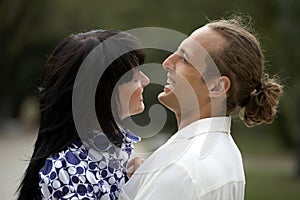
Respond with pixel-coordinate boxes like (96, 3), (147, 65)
(39, 158), (107, 199)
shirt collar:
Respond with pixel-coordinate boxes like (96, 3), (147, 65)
(173, 116), (231, 140)
(81, 128), (139, 161)
(123, 129), (141, 143)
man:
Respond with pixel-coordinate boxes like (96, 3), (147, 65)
(120, 17), (282, 200)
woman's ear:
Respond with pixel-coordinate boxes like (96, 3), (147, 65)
(208, 76), (231, 98)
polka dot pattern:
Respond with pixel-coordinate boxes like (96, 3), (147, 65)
(38, 129), (140, 199)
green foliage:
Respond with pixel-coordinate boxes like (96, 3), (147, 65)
(0, 0), (299, 144)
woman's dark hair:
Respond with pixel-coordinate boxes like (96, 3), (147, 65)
(17, 30), (145, 199)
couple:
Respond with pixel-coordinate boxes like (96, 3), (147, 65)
(17, 17), (282, 200)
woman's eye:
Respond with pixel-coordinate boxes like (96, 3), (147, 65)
(133, 74), (140, 82)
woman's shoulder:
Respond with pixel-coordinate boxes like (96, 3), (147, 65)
(39, 141), (89, 177)
(38, 141), (107, 198)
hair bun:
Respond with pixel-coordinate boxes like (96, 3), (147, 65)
(242, 75), (283, 127)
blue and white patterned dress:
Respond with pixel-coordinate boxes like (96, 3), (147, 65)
(37, 129), (140, 200)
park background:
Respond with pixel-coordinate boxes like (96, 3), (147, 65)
(0, 0), (300, 199)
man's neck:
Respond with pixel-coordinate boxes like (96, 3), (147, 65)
(176, 111), (211, 130)
(176, 103), (226, 130)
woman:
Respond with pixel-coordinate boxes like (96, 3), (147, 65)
(17, 30), (149, 199)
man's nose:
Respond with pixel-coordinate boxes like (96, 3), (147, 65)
(162, 54), (177, 71)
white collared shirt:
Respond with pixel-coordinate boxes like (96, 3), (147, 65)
(120, 117), (245, 200)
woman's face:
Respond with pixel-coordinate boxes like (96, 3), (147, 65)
(118, 70), (150, 120)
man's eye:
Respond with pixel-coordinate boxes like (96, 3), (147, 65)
(181, 57), (187, 63)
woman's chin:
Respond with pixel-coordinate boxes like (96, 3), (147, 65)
(130, 104), (145, 116)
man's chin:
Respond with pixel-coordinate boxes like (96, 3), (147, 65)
(157, 90), (170, 103)
(157, 91), (178, 113)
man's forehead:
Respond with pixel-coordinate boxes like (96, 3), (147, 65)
(178, 37), (210, 66)
(177, 34), (221, 80)
(190, 25), (226, 54)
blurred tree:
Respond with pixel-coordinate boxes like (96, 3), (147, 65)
(273, 0), (300, 148)
(0, 0), (299, 153)
(297, 91), (300, 177)
(0, 0), (45, 118)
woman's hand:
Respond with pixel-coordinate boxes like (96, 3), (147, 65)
(127, 157), (144, 178)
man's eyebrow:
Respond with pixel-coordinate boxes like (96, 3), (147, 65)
(177, 48), (190, 59)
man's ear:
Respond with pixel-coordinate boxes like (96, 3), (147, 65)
(208, 76), (231, 98)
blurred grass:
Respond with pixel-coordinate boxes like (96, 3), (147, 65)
(233, 120), (300, 199)
(245, 167), (300, 200)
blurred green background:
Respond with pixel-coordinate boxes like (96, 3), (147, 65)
(1, 0), (300, 199)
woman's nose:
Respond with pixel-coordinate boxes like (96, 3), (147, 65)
(140, 72), (150, 87)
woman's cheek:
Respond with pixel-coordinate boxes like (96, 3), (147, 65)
(129, 87), (144, 114)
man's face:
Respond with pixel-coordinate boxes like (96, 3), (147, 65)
(158, 26), (224, 117)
